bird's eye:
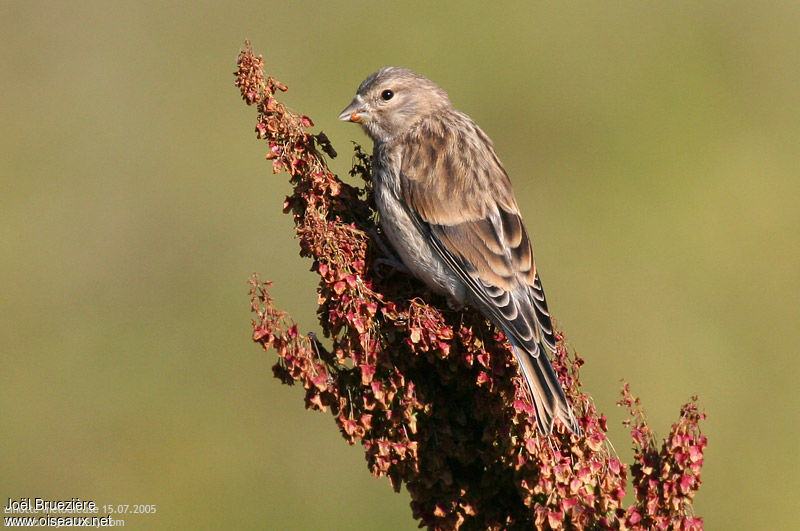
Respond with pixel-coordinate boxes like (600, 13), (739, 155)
(381, 89), (394, 101)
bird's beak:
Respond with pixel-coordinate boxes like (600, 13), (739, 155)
(338, 95), (370, 123)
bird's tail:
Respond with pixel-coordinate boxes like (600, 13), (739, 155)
(512, 340), (581, 435)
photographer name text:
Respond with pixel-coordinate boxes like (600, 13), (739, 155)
(4, 498), (98, 514)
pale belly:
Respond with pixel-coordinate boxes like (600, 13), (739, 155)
(373, 176), (466, 305)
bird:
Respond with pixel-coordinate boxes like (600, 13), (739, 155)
(338, 67), (580, 435)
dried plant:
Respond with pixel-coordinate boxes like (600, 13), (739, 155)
(236, 42), (706, 530)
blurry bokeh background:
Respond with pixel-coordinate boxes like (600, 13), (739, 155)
(2, 1), (798, 528)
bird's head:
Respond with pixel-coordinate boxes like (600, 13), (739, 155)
(339, 67), (451, 143)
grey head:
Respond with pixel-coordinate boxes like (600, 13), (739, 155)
(338, 67), (452, 143)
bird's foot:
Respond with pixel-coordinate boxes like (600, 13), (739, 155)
(446, 297), (464, 311)
(374, 256), (409, 274)
(369, 229), (409, 274)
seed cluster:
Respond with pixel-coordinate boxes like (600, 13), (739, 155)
(237, 42), (705, 530)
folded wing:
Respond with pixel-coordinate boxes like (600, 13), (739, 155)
(396, 117), (579, 434)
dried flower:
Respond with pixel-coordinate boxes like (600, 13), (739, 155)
(236, 41), (705, 530)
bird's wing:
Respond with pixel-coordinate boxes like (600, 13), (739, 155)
(396, 116), (582, 434)
(397, 117), (556, 355)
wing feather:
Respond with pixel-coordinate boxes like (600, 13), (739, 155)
(394, 113), (577, 433)
(398, 115), (552, 352)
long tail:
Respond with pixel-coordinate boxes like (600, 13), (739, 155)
(512, 340), (581, 435)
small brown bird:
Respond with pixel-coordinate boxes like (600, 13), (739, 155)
(339, 67), (580, 435)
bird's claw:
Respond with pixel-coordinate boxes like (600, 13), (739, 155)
(446, 297), (464, 311)
(369, 229), (409, 274)
(373, 257), (410, 274)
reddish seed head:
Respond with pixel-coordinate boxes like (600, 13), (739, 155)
(239, 42), (706, 529)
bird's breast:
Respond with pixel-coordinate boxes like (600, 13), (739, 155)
(371, 159), (465, 304)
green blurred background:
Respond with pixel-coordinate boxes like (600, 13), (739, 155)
(2, 1), (798, 528)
